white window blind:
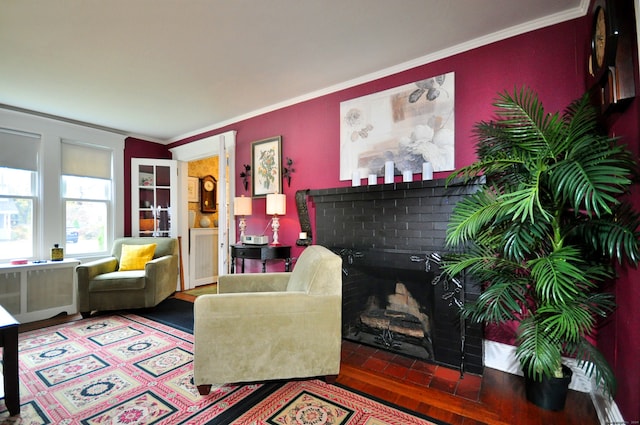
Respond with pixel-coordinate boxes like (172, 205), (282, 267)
(61, 141), (112, 179)
(0, 128), (40, 171)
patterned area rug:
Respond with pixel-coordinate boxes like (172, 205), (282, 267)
(0, 314), (278, 424)
(234, 379), (448, 425)
(2, 310), (450, 424)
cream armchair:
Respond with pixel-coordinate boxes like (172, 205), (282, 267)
(76, 237), (179, 318)
(193, 245), (342, 395)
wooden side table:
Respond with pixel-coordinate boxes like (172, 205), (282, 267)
(0, 305), (19, 415)
(231, 245), (292, 273)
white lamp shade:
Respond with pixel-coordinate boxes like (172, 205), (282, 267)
(234, 196), (252, 216)
(266, 193), (286, 215)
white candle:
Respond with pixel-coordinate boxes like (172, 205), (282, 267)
(402, 170), (412, 182)
(422, 161), (433, 180)
(299, 232), (307, 240)
(352, 170), (361, 186)
(384, 161), (394, 183)
(368, 174), (377, 185)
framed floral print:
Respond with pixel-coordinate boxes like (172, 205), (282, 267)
(251, 136), (282, 197)
(187, 177), (199, 202)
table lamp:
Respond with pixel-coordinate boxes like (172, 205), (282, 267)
(233, 195), (252, 240)
(266, 192), (286, 245)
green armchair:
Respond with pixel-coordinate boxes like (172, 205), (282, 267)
(76, 237), (179, 318)
(193, 245), (343, 395)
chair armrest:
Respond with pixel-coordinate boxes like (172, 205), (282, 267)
(76, 257), (118, 284)
(194, 292), (339, 333)
(217, 273), (290, 293)
(76, 257), (118, 313)
(195, 291), (305, 313)
(145, 254), (174, 271)
(144, 255), (179, 297)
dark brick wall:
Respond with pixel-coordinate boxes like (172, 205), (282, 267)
(309, 178), (483, 374)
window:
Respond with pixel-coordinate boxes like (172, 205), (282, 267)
(61, 141), (113, 255)
(0, 129), (39, 261)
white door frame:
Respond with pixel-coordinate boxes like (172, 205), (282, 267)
(169, 130), (236, 289)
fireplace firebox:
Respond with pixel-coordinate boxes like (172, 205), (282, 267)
(309, 178), (483, 374)
(338, 248), (438, 362)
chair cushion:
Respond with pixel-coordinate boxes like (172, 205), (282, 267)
(89, 271), (147, 292)
(119, 243), (156, 271)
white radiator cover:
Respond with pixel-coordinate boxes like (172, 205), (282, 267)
(0, 259), (79, 323)
(189, 228), (218, 287)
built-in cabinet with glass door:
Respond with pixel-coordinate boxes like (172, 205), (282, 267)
(131, 158), (178, 237)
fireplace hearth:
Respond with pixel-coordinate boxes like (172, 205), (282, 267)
(309, 178), (483, 374)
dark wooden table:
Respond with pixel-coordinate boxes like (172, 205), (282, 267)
(0, 305), (19, 416)
(231, 244), (292, 273)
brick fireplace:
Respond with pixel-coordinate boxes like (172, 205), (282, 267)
(309, 178), (483, 374)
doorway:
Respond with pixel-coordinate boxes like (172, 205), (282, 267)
(169, 131), (236, 290)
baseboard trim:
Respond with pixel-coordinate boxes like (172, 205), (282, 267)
(591, 389), (626, 425)
(483, 340), (622, 425)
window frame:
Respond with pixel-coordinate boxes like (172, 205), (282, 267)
(0, 108), (125, 262)
(62, 177), (112, 257)
(61, 141), (116, 258)
(0, 128), (40, 261)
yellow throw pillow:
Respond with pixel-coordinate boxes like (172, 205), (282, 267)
(119, 243), (157, 271)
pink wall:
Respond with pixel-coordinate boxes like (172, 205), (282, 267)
(133, 13), (639, 420)
(171, 18), (588, 265)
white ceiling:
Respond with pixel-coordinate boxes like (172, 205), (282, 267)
(1, 0), (587, 143)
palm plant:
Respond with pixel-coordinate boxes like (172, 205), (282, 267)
(443, 87), (640, 397)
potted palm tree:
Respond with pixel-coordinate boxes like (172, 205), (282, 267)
(443, 87), (640, 410)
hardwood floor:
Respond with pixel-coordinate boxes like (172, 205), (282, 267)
(337, 340), (600, 425)
(19, 292), (601, 425)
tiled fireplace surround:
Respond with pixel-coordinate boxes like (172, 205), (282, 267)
(309, 178), (483, 375)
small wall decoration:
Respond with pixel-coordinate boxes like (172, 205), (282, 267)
(282, 157), (295, 187)
(240, 164), (251, 191)
(187, 177), (199, 202)
(339, 72), (455, 181)
(251, 136), (282, 197)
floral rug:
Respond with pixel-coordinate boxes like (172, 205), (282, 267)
(1, 308), (449, 424)
(0, 314), (278, 424)
(234, 379), (447, 425)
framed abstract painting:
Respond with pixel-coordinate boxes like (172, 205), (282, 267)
(339, 72), (455, 181)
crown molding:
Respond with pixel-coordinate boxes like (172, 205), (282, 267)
(170, 3), (589, 144)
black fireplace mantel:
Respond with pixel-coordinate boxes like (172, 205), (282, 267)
(309, 177), (484, 374)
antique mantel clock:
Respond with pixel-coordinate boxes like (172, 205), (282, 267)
(200, 175), (217, 213)
(587, 0), (636, 113)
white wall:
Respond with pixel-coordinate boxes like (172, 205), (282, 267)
(0, 108), (125, 260)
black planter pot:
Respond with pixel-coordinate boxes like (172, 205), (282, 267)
(524, 365), (573, 411)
